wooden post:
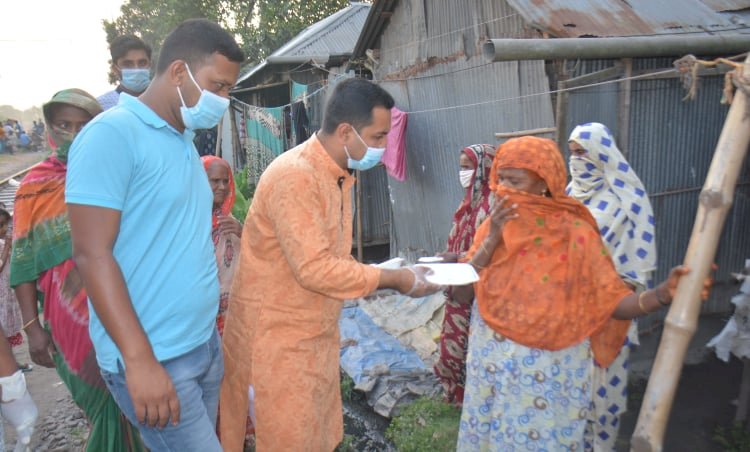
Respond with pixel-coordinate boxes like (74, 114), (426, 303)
(495, 127), (556, 140)
(618, 58), (633, 157)
(631, 53), (750, 452)
(736, 358), (750, 424)
(356, 170), (364, 262)
(555, 79), (569, 151)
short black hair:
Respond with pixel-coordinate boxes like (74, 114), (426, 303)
(156, 19), (245, 75)
(110, 35), (152, 62)
(0, 208), (10, 226)
(321, 78), (395, 134)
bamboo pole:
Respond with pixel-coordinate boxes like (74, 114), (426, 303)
(631, 53), (750, 452)
(495, 127), (556, 140)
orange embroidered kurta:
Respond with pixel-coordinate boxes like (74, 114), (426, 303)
(220, 134), (381, 452)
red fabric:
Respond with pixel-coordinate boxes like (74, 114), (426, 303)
(446, 145), (495, 254)
(435, 144), (495, 404)
(7, 333), (23, 347)
(382, 107), (408, 180)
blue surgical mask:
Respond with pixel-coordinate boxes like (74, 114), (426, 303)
(120, 68), (151, 92)
(177, 64), (230, 130)
(345, 127), (385, 171)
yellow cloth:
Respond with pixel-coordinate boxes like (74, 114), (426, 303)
(219, 134), (381, 451)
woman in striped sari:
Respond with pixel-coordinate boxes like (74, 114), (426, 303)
(11, 89), (144, 451)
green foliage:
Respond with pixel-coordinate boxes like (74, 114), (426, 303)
(386, 397), (461, 451)
(102, 0), (351, 83)
(334, 434), (355, 452)
(232, 169), (253, 221)
(340, 372), (354, 402)
(714, 422), (750, 451)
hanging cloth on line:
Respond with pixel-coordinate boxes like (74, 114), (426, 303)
(245, 105), (284, 186)
(382, 107), (408, 181)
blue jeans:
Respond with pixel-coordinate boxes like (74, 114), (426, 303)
(101, 328), (223, 452)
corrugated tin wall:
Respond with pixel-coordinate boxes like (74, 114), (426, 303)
(564, 57), (750, 323)
(373, 0), (555, 258)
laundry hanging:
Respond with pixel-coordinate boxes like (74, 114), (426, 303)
(245, 105), (285, 186)
(382, 107), (408, 181)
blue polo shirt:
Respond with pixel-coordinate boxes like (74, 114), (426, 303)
(65, 94), (219, 373)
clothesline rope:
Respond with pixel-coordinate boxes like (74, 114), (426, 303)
(231, 73), (347, 111)
(232, 67), (690, 118)
(402, 68), (676, 115)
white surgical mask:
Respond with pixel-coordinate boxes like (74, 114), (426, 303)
(120, 68), (151, 92)
(346, 127), (385, 171)
(176, 64), (230, 130)
(459, 169), (474, 188)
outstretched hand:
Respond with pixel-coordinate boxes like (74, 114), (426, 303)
(404, 266), (442, 298)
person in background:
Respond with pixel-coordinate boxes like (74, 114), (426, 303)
(0, 324), (38, 451)
(200, 155), (242, 335)
(434, 144), (495, 405)
(65, 19), (244, 451)
(97, 35), (152, 110)
(452, 136), (713, 450)
(0, 206), (26, 359)
(17, 131), (30, 151)
(567, 122), (657, 451)
(219, 78), (441, 451)
(10, 89), (144, 451)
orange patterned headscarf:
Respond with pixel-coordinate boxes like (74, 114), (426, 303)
(470, 136), (632, 367)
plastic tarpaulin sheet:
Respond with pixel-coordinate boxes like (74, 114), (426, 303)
(708, 259), (750, 361)
(339, 302), (441, 417)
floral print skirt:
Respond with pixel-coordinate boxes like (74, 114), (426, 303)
(457, 304), (592, 451)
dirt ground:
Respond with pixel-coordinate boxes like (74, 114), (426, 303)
(5, 317), (744, 451)
(3, 340), (81, 451)
(617, 354), (742, 451)
(0, 152), (45, 181)
(616, 314), (744, 451)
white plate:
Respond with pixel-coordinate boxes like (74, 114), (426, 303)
(415, 263), (479, 286)
(374, 257), (405, 270)
(417, 256), (445, 263)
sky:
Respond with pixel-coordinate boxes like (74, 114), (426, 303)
(0, 0), (126, 111)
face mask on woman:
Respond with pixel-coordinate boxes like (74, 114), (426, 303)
(48, 128), (77, 163)
(459, 169), (474, 188)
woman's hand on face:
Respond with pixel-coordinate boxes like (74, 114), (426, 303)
(488, 195), (518, 239)
(217, 216), (242, 237)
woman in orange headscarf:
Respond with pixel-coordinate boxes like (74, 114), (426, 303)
(200, 156), (241, 335)
(453, 136), (712, 450)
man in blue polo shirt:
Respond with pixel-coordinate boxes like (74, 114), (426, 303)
(65, 19), (243, 451)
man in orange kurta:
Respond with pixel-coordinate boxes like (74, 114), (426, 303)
(220, 79), (439, 451)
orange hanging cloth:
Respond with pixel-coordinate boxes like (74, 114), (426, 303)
(469, 136), (632, 367)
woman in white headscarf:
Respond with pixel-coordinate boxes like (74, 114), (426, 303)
(567, 122), (657, 451)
